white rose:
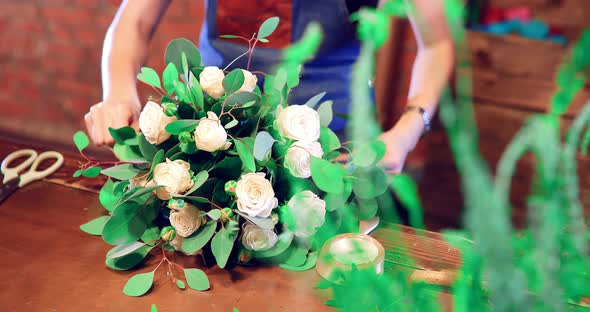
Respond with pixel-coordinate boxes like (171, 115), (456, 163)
(287, 190), (326, 238)
(276, 105), (321, 141)
(194, 112), (232, 152)
(284, 141), (324, 178)
(169, 203), (204, 237)
(152, 159), (194, 200)
(241, 223), (278, 251)
(138, 101), (177, 145)
(199, 66), (225, 98)
(237, 69), (258, 93)
(235, 172), (278, 218)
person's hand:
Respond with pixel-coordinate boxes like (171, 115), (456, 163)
(84, 97), (141, 145)
(379, 112), (425, 174)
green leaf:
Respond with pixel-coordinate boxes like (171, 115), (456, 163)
(279, 251), (319, 271)
(223, 69), (245, 95)
(259, 38), (269, 43)
(220, 34), (239, 39)
(304, 92), (326, 108)
(310, 157), (344, 193)
(224, 119), (239, 129)
(353, 140), (386, 167)
(107, 241), (147, 259)
(189, 71), (204, 110)
(319, 127), (341, 154)
(165, 120), (199, 135)
(123, 271), (154, 297)
(358, 198), (379, 220)
(282, 245), (309, 267)
(254, 231), (294, 258)
(185, 171), (209, 196)
(182, 221), (217, 253)
(391, 174), (424, 229)
(353, 167), (389, 199)
(151, 304), (158, 312)
(211, 227), (237, 268)
(273, 68), (287, 91)
(120, 185), (164, 205)
(163, 62), (179, 95)
(181, 52), (189, 82)
(102, 199), (158, 245)
(138, 134), (159, 160)
(73, 131), (89, 152)
(317, 100), (333, 127)
(286, 65), (302, 89)
(242, 100), (256, 108)
(235, 211), (275, 230)
(176, 279), (186, 289)
(175, 82), (192, 103)
(234, 139), (256, 172)
(258, 16), (280, 39)
(113, 144), (145, 162)
(80, 216), (109, 236)
(108, 127), (137, 145)
(207, 209), (222, 220)
(73, 169), (83, 178)
(141, 225), (160, 243)
(101, 164), (141, 180)
(165, 38), (202, 74)
(184, 268), (210, 291)
(106, 244), (154, 270)
(82, 167), (102, 178)
(99, 179), (119, 212)
(137, 67), (162, 89)
(253, 131), (275, 161)
(149, 149), (165, 178)
(225, 91), (259, 107)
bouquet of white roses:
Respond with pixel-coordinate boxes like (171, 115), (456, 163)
(72, 17), (395, 296)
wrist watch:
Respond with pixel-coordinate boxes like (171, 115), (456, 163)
(403, 105), (431, 134)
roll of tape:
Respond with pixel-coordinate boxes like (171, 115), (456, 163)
(316, 233), (385, 284)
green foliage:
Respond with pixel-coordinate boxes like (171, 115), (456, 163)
(163, 62), (179, 95)
(253, 131), (275, 161)
(82, 167), (102, 178)
(165, 120), (199, 135)
(317, 100), (333, 127)
(319, 127), (341, 154)
(390, 174), (424, 229)
(184, 268), (210, 291)
(185, 171), (209, 196)
(182, 221), (217, 254)
(235, 211), (274, 230)
(107, 241), (147, 259)
(106, 244), (154, 270)
(73, 131), (89, 152)
(113, 143), (144, 162)
(101, 164), (141, 180)
(137, 67), (162, 89)
(310, 157), (345, 194)
(175, 279), (186, 290)
(102, 198), (159, 245)
(188, 71), (204, 110)
(234, 139), (256, 172)
(211, 224), (238, 269)
(304, 92), (326, 108)
(109, 126), (137, 145)
(253, 231), (293, 259)
(123, 271), (154, 297)
(225, 91), (259, 107)
(80, 216), (109, 236)
(138, 134), (158, 160)
(223, 69), (245, 95)
(257, 16), (280, 39)
(164, 38), (201, 75)
(279, 251), (319, 271)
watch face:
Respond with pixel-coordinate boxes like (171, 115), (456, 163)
(216, 0), (293, 49)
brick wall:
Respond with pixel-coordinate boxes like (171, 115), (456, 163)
(0, 0), (204, 145)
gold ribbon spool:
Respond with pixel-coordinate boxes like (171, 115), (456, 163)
(316, 233), (385, 284)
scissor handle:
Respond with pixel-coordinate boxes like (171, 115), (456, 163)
(1, 149), (38, 184)
(17, 151), (64, 187)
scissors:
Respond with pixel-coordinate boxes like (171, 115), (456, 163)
(0, 149), (64, 204)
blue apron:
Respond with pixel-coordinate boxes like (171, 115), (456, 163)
(199, 0), (376, 133)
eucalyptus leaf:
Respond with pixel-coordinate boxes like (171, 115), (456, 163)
(259, 38), (269, 43)
(80, 216), (109, 236)
(163, 62), (179, 95)
(165, 38), (201, 74)
(82, 167), (102, 178)
(99, 178), (119, 212)
(319, 127), (341, 154)
(234, 139), (256, 172)
(391, 174), (424, 229)
(253, 231), (294, 258)
(113, 144), (145, 162)
(185, 171), (209, 196)
(182, 221), (217, 254)
(279, 251), (319, 271)
(225, 92), (259, 107)
(317, 100), (333, 127)
(207, 209), (222, 220)
(165, 120), (199, 135)
(102, 198), (158, 245)
(223, 69), (245, 95)
(242, 100), (256, 108)
(120, 185), (163, 205)
(258, 16), (280, 39)
(282, 245), (309, 267)
(175, 82), (192, 103)
(101, 164), (141, 180)
(224, 119), (239, 129)
(176, 279), (186, 289)
(310, 157), (345, 194)
(73, 131), (89, 152)
(273, 68), (287, 91)
(189, 71), (204, 110)
(352, 167), (389, 200)
(141, 225), (161, 243)
(106, 244), (154, 271)
(138, 134), (158, 160)
(123, 271), (154, 297)
(235, 211), (275, 230)
(211, 227), (237, 268)
(108, 126), (137, 145)
(304, 92), (326, 108)
(137, 67), (161, 89)
(181, 52), (189, 82)
(220, 35), (239, 39)
(184, 268), (210, 291)
(149, 149), (165, 178)
(73, 169), (83, 178)
(107, 241), (147, 259)
(253, 131), (275, 161)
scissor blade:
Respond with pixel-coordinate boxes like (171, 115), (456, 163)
(0, 178), (19, 205)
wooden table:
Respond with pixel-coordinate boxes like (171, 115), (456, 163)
(0, 136), (457, 311)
